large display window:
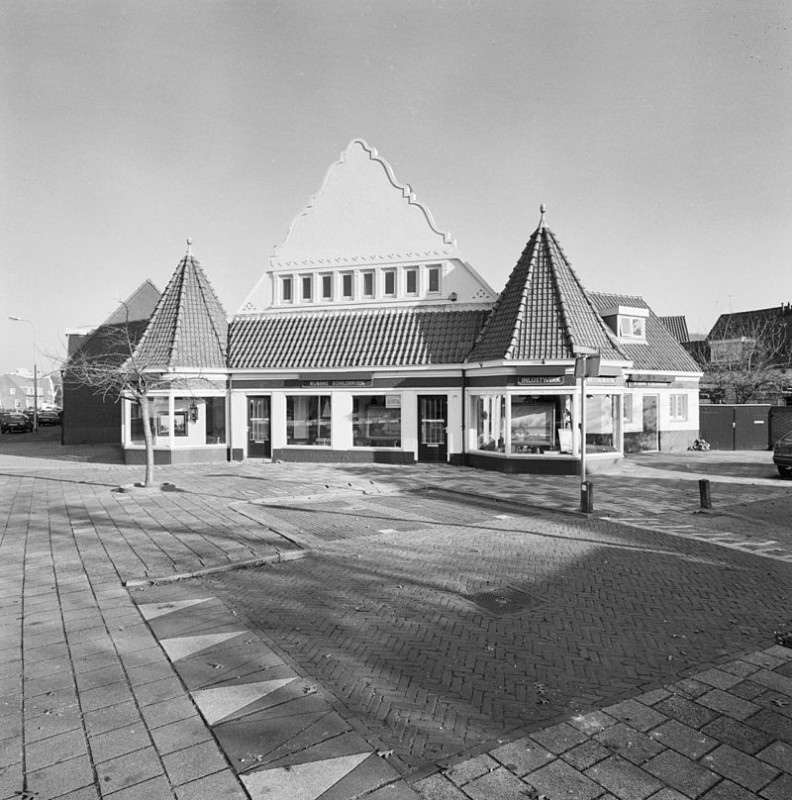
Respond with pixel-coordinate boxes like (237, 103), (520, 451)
(474, 395), (506, 453)
(353, 395), (401, 447)
(585, 394), (618, 450)
(287, 395), (331, 446)
(511, 397), (555, 454)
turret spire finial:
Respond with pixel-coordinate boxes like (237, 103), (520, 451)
(186, 238), (193, 256)
(539, 204), (547, 229)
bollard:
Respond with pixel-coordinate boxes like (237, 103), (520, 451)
(699, 478), (712, 510)
(580, 480), (594, 514)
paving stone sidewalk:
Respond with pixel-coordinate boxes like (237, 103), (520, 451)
(0, 445), (790, 799)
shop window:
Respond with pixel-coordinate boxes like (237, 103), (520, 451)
(204, 397), (226, 444)
(585, 394), (617, 450)
(287, 395), (331, 446)
(342, 273), (353, 299)
(384, 269), (396, 296)
(362, 271), (375, 298)
(428, 266), (441, 293)
(475, 395), (505, 453)
(623, 393), (634, 423)
(669, 394), (688, 420)
(321, 274), (333, 300)
(353, 395), (401, 447)
(511, 397), (555, 454)
(130, 400), (146, 444)
(282, 276), (293, 303)
(302, 275), (313, 301)
(406, 268), (418, 295)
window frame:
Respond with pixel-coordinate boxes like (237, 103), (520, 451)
(427, 266), (441, 294)
(341, 272), (354, 300)
(281, 275), (293, 303)
(321, 273), (333, 301)
(669, 393), (688, 421)
(618, 315), (646, 340)
(405, 268), (418, 296)
(362, 270), (375, 298)
(384, 269), (396, 297)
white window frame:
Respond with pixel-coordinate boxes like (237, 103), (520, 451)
(362, 270), (375, 298)
(405, 268), (418, 296)
(669, 394), (688, 421)
(341, 272), (354, 300)
(281, 276), (293, 304)
(427, 265), (441, 294)
(320, 273), (333, 301)
(301, 274), (313, 302)
(618, 316), (646, 340)
(384, 269), (396, 297)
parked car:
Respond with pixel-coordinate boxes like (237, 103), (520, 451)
(773, 431), (792, 479)
(37, 409), (62, 426)
(0, 412), (33, 434)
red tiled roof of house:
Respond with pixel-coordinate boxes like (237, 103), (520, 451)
(133, 252), (228, 370)
(229, 307), (490, 369)
(590, 292), (701, 373)
(468, 216), (623, 362)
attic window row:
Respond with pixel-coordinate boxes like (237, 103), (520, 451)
(277, 265), (443, 306)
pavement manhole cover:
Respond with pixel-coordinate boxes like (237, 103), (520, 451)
(468, 586), (543, 616)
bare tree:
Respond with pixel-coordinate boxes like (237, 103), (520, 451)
(65, 320), (162, 486)
(701, 306), (792, 404)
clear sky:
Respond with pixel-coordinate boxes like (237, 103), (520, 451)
(2, 0), (790, 377)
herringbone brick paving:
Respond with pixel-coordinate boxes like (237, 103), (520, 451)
(193, 490), (792, 774)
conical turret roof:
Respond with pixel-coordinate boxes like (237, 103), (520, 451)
(132, 243), (228, 370)
(468, 208), (623, 362)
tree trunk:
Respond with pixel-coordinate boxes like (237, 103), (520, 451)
(140, 395), (156, 487)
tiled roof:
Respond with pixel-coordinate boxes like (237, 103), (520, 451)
(590, 293), (701, 373)
(229, 307), (490, 369)
(658, 315), (690, 344)
(468, 221), (623, 362)
(708, 306), (792, 341)
(133, 254), (228, 370)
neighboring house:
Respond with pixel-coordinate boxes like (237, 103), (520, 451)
(107, 139), (700, 472)
(62, 281), (161, 444)
(0, 370), (60, 411)
(659, 316), (690, 345)
(701, 305), (792, 404)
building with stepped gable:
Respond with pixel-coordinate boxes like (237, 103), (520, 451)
(111, 139), (700, 472)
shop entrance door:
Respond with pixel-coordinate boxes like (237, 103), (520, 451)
(640, 395), (659, 451)
(418, 395), (447, 462)
(247, 396), (271, 458)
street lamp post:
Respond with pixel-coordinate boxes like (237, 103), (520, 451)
(9, 316), (38, 434)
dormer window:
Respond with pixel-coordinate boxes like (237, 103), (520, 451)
(281, 276), (293, 303)
(428, 265), (441, 294)
(302, 275), (313, 302)
(362, 271), (375, 298)
(406, 268), (418, 295)
(384, 270), (396, 296)
(342, 272), (354, 299)
(601, 304), (649, 341)
(321, 273), (333, 300)
(618, 316), (645, 340)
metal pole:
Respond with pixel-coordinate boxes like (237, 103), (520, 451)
(580, 355), (587, 482)
(8, 316), (38, 433)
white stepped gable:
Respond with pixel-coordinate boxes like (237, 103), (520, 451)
(239, 139), (496, 314)
(274, 138), (454, 265)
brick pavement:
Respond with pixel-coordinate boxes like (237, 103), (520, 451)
(0, 441), (791, 798)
